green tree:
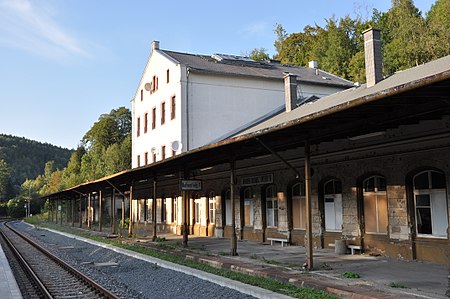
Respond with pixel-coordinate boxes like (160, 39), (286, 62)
(0, 159), (12, 201)
(61, 146), (86, 189)
(82, 106), (131, 150)
(247, 48), (270, 62)
(383, 0), (428, 73)
(426, 0), (450, 59)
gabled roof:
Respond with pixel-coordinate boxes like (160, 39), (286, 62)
(159, 50), (354, 88)
(238, 54), (450, 137)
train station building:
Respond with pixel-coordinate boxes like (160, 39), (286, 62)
(44, 29), (450, 266)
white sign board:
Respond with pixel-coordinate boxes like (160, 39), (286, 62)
(180, 180), (202, 191)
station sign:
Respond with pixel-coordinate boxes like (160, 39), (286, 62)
(180, 179), (202, 191)
(241, 173), (273, 186)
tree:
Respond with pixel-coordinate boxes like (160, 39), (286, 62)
(82, 107), (131, 150)
(247, 48), (270, 62)
(426, 0), (450, 59)
(383, 0), (428, 73)
(0, 160), (12, 201)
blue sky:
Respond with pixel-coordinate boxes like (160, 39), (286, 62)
(0, 0), (433, 149)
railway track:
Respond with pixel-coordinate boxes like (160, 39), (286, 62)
(0, 221), (120, 299)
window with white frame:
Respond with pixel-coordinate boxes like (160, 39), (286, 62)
(363, 176), (388, 234)
(172, 196), (177, 223)
(324, 179), (343, 231)
(195, 198), (201, 224)
(414, 170), (448, 237)
(292, 182), (306, 229)
(225, 190), (232, 225)
(243, 188), (254, 226)
(266, 185), (278, 227)
(209, 192), (216, 225)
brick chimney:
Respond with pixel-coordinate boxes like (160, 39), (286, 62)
(284, 73), (297, 112)
(363, 28), (382, 88)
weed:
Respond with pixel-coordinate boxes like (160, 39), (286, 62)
(319, 263), (333, 270)
(153, 237), (166, 242)
(262, 257), (282, 265)
(389, 282), (407, 288)
(218, 251), (229, 256)
(250, 253), (259, 260)
(342, 271), (360, 278)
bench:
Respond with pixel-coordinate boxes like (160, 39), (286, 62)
(347, 245), (362, 255)
(267, 237), (289, 247)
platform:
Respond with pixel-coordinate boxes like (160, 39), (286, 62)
(0, 243), (22, 299)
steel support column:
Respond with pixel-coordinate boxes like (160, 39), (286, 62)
(99, 190), (102, 232)
(111, 189), (116, 234)
(87, 193), (91, 229)
(128, 186), (133, 236)
(152, 178), (157, 241)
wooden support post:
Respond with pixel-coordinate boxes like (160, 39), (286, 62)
(111, 189), (116, 234)
(66, 199), (69, 224)
(99, 190), (102, 232)
(128, 186), (133, 236)
(305, 141), (313, 270)
(152, 178), (157, 241)
(230, 160), (238, 256)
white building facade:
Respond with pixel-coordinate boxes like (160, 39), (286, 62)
(132, 41), (353, 168)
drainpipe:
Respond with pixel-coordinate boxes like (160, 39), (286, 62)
(186, 68), (190, 151)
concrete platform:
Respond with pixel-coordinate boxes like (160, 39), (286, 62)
(0, 243), (22, 299)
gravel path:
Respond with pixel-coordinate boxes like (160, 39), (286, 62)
(11, 221), (256, 299)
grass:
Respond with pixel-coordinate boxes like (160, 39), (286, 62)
(25, 216), (337, 299)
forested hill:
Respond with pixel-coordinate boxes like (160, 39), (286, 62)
(0, 134), (72, 196)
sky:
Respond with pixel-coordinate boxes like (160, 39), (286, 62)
(0, 0), (434, 150)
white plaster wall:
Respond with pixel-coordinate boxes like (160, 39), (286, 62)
(187, 73), (344, 149)
(132, 51), (183, 168)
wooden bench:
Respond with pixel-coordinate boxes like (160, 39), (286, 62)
(267, 237), (289, 247)
(347, 245), (362, 255)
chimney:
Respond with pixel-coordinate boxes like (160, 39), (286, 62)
(284, 73), (297, 112)
(363, 28), (382, 88)
(151, 40), (160, 51)
(308, 60), (318, 69)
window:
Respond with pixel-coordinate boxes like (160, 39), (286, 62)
(152, 107), (156, 130)
(195, 198), (201, 224)
(152, 152), (156, 163)
(225, 190), (232, 225)
(137, 155), (140, 167)
(166, 69), (170, 83)
(140, 89), (143, 101)
(292, 182), (306, 229)
(161, 102), (166, 125)
(414, 170), (448, 237)
(137, 117), (140, 137)
(323, 179), (343, 231)
(363, 176), (388, 234)
(171, 96), (176, 120)
(161, 198), (166, 223)
(171, 196), (177, 223)
(151, 75), (158, 93)
(144, 152), (148, 165)
(243, 188), (254, 226)
(161, 145), (166, 160)
(266, 186), (278, 227)
(144, 113), (148, 133)
(209, 192), (216, 224)
(172, 149), (176, 157)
